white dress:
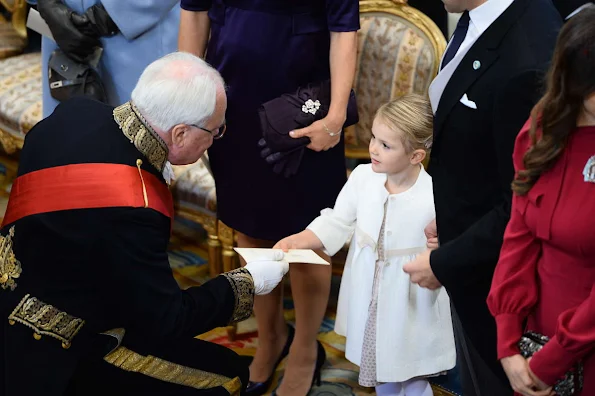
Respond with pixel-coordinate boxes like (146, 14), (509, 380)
(308, 164), (456, 383)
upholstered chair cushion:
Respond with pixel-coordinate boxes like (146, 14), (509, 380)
(0, 19), (26, 59)
(171, 160), (217, 217)
(346, 11), (440, 155)
(0, 52), (42, 147)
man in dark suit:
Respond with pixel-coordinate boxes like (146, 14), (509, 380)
(403, 0), (562, 395)
(551, 0), (593, 19)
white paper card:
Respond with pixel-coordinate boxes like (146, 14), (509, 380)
(234, 248), (330, 265)
(27, 9), (54, 41)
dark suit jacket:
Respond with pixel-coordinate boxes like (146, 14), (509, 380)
(551, 0), (593, 18)
(0, 98), (251, 396)
(427, 0), (562, 383)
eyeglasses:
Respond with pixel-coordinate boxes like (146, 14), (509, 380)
(190, 122), (227, 140)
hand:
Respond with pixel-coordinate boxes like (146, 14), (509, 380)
(425, 218), (439, 250)
(501, 355), (554, 396)
(289, 115), (344, 152)
(528, 358), (554, 394)
(38, 0), (101, 63)
(244, 250), (289, 295)
(402, 249), (442, 290)
(273, 231), (312, 252)
(72, 4), (119, 38)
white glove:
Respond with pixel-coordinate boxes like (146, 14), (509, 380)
(244, 250), (289, 295)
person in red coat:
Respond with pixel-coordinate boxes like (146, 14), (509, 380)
(487, 8), (595, 396)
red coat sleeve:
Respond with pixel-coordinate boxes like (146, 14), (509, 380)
(529, 285), (595, 385)
(487, 118), (541, 359)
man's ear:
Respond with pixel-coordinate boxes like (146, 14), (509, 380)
(171, 124), (187, 147)
(410, 149), (427, 165)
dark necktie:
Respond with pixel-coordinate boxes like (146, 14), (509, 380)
(441, 11), (471, 70)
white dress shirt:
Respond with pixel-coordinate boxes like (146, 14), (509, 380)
(429, 0), (515, 113)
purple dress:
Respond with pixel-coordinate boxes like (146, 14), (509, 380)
(180, 0), (360, 241)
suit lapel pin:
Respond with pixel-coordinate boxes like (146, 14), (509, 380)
(583, 155), (595, 183)
(473, 60), (481, 70)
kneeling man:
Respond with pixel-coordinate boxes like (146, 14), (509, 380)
(0, 52), (288, 396)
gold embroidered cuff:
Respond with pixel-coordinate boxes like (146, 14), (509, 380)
(0, 226), (21, 291)
(221, 268), (254, 324)
(8, 294), (85, 349)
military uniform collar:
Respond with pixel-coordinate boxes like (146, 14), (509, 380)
(113, 101), (168, 172)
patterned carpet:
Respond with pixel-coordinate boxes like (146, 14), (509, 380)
(169, 220), (462, 396)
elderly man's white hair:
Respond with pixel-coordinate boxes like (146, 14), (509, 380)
(131, 52), (225, 132)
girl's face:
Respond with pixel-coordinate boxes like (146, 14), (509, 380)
(369, 117), (416, 175)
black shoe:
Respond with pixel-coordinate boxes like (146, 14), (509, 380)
(246, 325), (295, 396)
(271, 340), (326, 396)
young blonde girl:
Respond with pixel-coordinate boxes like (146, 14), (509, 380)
(274, 94), (456, 396)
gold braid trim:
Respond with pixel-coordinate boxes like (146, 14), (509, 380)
(221, 268), (254, 324)
(104, 346), (242, 395)
(0, 226), (21, 291)
(113, 101), (168, 172)
(8, 294), (85, 349)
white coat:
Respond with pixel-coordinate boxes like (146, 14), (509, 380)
(308, 164), (456, 382)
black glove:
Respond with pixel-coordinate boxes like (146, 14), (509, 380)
(38, 0), (101, 62)
(72, 4), (119, 38)
(258, 138), (307, 178)
(38, 1), (118, 63)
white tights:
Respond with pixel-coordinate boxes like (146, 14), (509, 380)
(375, 379), (433, 396)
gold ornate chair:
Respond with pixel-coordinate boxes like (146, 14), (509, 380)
(0, 0), (28, 59)
(345, 0), (446, 159)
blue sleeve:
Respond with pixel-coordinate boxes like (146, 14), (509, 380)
(99, 0), (180, 40)
(181, 0), (212, 12)
(325, 0), (360, 32)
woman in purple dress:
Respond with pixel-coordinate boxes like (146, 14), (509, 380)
(179, 1), (359, 395)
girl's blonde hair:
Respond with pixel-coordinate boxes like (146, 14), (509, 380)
(375, 93), (433, 153)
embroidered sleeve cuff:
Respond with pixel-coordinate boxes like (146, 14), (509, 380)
(529, 336), (578, 385)
(221, 268), (254, 324)
(495, 313), (525, 359)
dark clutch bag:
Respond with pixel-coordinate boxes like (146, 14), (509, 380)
(48, 50), (107, 103)
(257, 80), (358, 177)
(518, 331), (583, 396)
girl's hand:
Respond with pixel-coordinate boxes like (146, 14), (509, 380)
(424, 218), (439, 250)
(274, 235), (303, 252)
(501, 355), (554, 396)
(289, 115), (344, 152)
(273, 230), (321, 252)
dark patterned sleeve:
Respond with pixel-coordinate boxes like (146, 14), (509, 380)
(325, 0), (360, 32)
(181, 0), (212, 12)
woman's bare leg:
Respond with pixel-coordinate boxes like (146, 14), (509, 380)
(237, 232), (288, 383)
(276, 250), (332, 395)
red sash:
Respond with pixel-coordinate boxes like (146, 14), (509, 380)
(2, 163), (174, 228)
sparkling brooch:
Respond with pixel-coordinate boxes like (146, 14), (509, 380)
(302, 99), (321, 115)
(583, 155), (595, 183)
